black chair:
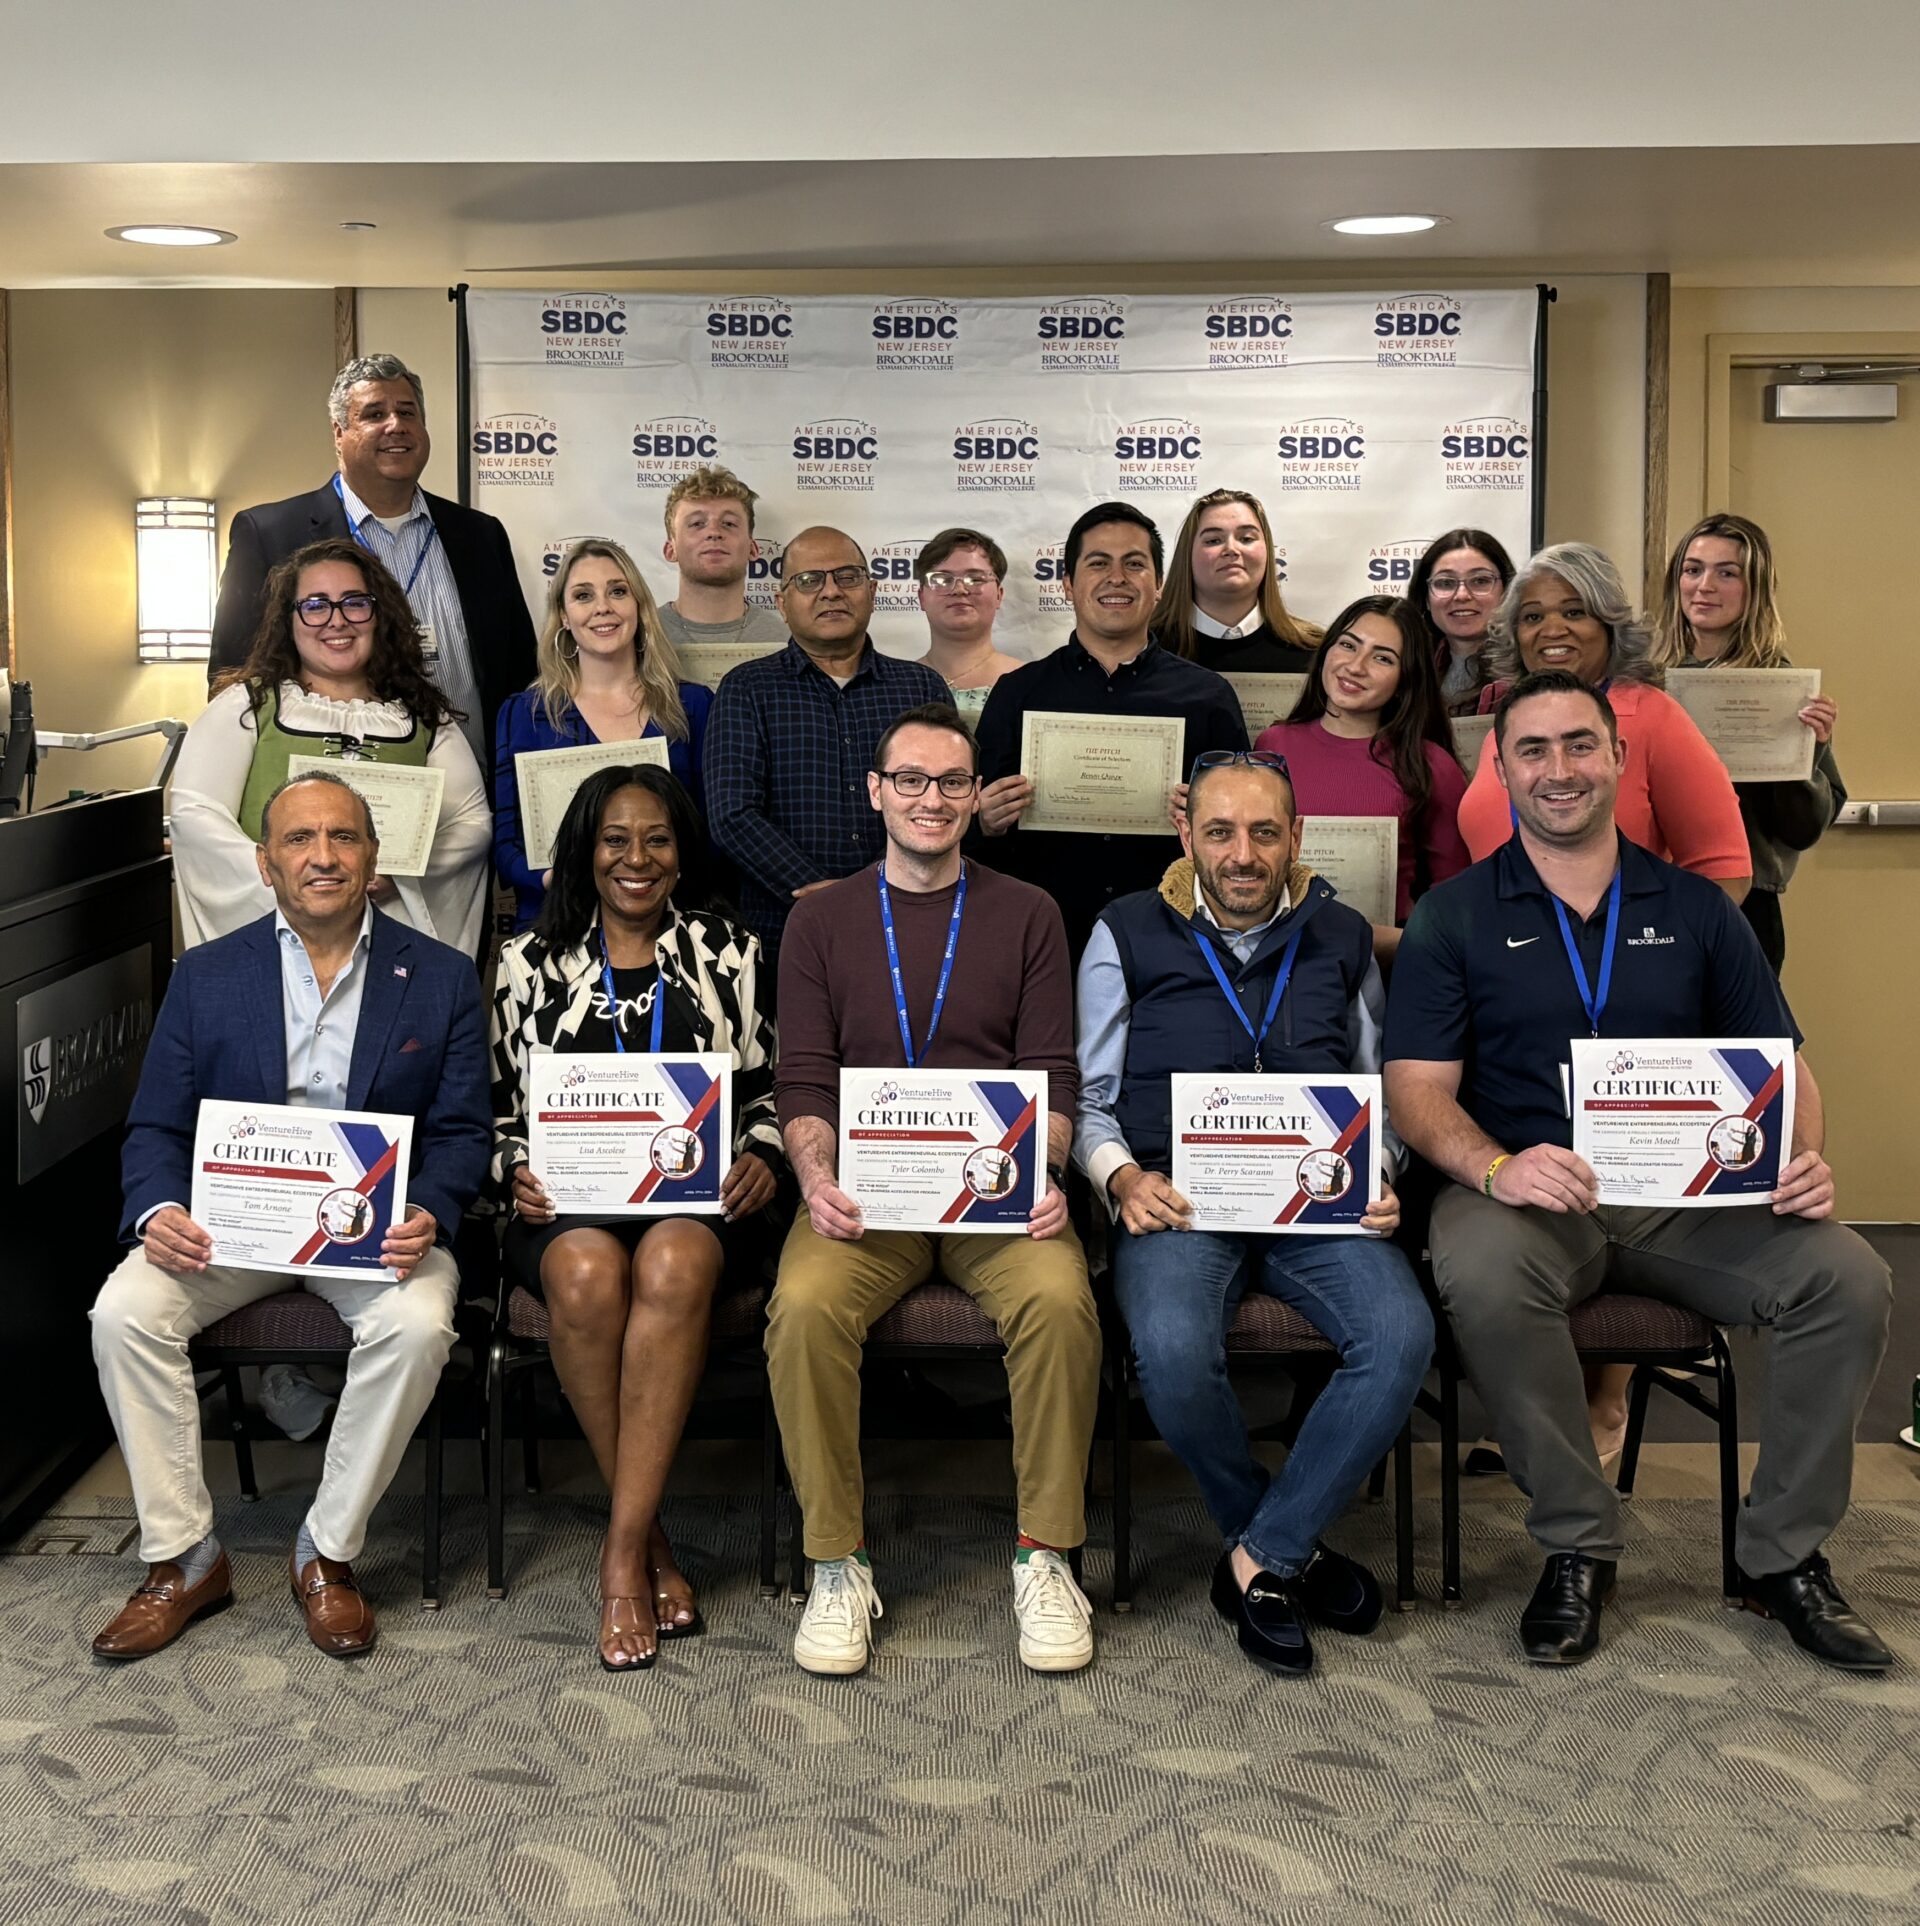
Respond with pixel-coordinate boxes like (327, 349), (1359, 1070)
(189, 1291), (449, 1607)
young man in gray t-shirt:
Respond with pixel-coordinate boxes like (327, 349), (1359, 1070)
(658, 464), (789, 659)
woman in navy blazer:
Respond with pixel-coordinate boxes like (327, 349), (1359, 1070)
(493, 538), (712, 931)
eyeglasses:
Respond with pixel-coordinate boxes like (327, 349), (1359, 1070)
(294, 593), (377, 627)
(874, 769), (980, 799)
(1190, 748), (1291, 780)
(923, 570), (997, 591)
(783, 566), (871, 596)
(1429, 573), (1502, 596)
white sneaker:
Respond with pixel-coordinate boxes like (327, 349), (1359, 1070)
(1012, 1550), (1094, 1672)
(257, 1364), (336, 1443)
(794, 1557), (883, 1676)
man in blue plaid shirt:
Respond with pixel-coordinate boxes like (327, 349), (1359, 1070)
(704, 527), (949, 977)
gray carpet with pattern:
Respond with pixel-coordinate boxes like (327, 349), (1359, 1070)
(4, 1487), (1918, 1926)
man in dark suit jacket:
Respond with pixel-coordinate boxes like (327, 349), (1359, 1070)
(207, 352), (536, 766)
(89, 770), (490, 1663)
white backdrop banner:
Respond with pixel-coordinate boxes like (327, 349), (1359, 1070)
(465, 289), (1540, 659)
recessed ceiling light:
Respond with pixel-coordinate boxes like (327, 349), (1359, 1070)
(1326, 214), (1443, 237)
(106, 224), (236, 248)
(340, 221), (378, 232)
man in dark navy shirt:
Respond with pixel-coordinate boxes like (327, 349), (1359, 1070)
(972, 502), (1246, 958)
(1386, 672), (1891, 1673)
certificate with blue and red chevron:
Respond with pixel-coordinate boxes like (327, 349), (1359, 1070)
(528, 1053), (731, 1215)
(191, 1101), (413, 1280)
(839, 1069), (1047, 1234)
(1171, 1073), (1382, 1234)
(1571, 1038), (1795, 1207)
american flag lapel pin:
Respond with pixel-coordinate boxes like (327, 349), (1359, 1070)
(394, 966), (409, 978)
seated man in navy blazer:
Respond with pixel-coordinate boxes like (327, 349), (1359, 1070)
(89, 771), (490, 1661)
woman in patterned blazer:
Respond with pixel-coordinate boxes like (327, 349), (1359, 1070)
(490, 763), (784, 1671)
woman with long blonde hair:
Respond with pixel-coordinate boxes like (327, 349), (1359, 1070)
(1152, 487), (1321, 672)
(493, 537), (714, 929)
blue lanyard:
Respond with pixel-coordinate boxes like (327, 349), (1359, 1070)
(1550, 868), (1622, 1036)
(598, 930), (665, 1055)
(335, 474), (438, 597)
(1189, 924), (1305, 1073)
(878, 865), (966, 1069)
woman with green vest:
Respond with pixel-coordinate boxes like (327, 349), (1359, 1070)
(170, 537), (492, 952)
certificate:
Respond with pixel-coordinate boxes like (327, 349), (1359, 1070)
(516, 737), (670, 870)
(1450, 713), (1496, 773)
(527, 1052), (731, 1215)
(1171, 1073), (1382, 1234)
(1668, 668), (1821, 781)
(1019, 711), (1183, 835)
(1297, 816), (1398, 926)
(839, 1068), (1046, 1234)
(680, 642), (785, 689)
(1221, 672), (1307, 738)
(286, 756), (443, 878)
(1570, 1037), (1795, 1208)
(190, 1100), (412, 1281)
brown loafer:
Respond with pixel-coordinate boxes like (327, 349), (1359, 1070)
(92, 1552), (234, 1660)
(290, 1550), (377, 1657)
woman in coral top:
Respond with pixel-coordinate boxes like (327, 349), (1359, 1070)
(1458, 542), (1751, 904)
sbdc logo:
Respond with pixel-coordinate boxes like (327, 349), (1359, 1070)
(537, 293), (628, 367)
(1204, 298), (1294, 368)
(1274, 416), (1367, 493)
(1374, 294), (1465, 366)
(473, 414), (559, 487)
(540, 534), (599, 578)
(1115, 417), (1203, 492)
(868, 540), (933, 614)
(706, 299), (794, 370)
(1366, 539), (1430, 587)
(1037, 299), (1125, 372)
(952, 417), (1040, 493)
(1439, 415), (1529, 491)
(1032, 544), (1071, 615)
(632, 416), (721, 487)
(872, 300), (959, 371)
(745, 538), (786, 610)
(792, 418), (879, 492)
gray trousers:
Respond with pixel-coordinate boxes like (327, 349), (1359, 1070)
(1429, 1186), (1890, 1574)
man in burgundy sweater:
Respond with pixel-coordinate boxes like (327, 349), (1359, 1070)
(770, 703), (1100, 1678)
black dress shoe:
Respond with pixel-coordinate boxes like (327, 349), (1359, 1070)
(1208, 1550), (1314, 1675)
(1739, 1554), (1893, 1673)
(1297, 1545), (1383, 1637)
(1520, 1553), (1616, 1666)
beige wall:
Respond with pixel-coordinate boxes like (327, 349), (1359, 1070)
(11, 290), (335, 794)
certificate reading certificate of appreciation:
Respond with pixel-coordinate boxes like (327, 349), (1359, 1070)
(1570, 1038), (1795, 1208)
(1171, 1073), (1382, 1234)
(527, 1052), (731, 1215)
(517, 737), (671, 870)
(191, 1100), (412, 1281)
(839, 1068), (1046, 1234)
(1222, 673), (1307, 738)
(1297, 816), (1399, 926)
(1019, 711), (1184, 835)
(1668, 668), (1821, 782)
(286, 756), (443, 878)
(681, 642), (785, 689)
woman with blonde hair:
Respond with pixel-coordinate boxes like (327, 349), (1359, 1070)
(1152, 487), (1321, 672)
(1653, 512), (1844, 973)
(494, 537), (713, 930)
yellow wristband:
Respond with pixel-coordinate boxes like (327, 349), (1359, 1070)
(1483, 1154), (1512, 1198)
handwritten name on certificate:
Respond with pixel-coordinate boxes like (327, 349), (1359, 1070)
(1222, 673), (1307, 738)
(1019, 711), (1184, 834)
(839, 1068), (1047, 1234)
(1570, 1038), (1795, 1208)
(1669, 668), (1821, 782)
(681, 643), (785, 690)
(527, 1052), (731, 1215)
(1170, 1074), (1382, 1234)
(286, 756), (443, 878)
(516, 737), (671, 870)
(1297, 816), (1399, 926)
(191, 1100), (413, 1281)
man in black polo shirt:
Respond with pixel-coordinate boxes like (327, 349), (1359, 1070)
(1385, 671), (1891, 1672)
(972, 502), (1246, 957)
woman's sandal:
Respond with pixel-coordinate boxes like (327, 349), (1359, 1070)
(651, 1575), (706, 1642)
(599, 1596), (658, 1672)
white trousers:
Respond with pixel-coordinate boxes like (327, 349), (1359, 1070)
(89, 1246), (459, 1564)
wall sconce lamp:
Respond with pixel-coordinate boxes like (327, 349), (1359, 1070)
(136, 498), (218, 663)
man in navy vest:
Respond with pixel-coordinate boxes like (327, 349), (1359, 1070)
(1075, 747), (1433, 1676)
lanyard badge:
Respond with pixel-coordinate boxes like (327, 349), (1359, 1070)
(335, 473), (438, 597)
(598, 929), (665, 1055)
(878, 866), (966, 1068)
(1189, 924), (1304, 1074)
(1551, 868), (1622, 1037)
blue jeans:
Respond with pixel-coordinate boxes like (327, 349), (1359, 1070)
(1110, 1227), (1434, 1576)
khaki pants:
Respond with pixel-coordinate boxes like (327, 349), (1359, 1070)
(90, 1246), (459, 1565)
(766, 1216), (1100, 1561)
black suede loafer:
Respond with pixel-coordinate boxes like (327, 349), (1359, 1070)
(1739, 1554), (1893, 1672)
(1297, 1545), (1383, 1637)
(1520, 1552), (1617, 1666)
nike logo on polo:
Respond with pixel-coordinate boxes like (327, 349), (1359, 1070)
(1506, 936), (1542, 949)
